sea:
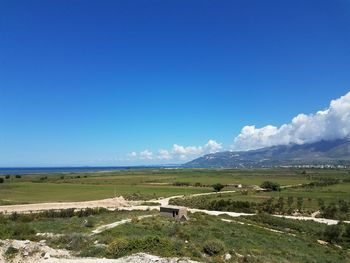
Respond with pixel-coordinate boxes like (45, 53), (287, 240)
(0, 165), (180, 175)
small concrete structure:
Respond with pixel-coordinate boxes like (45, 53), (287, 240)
(227, 184), (242, 189)
(160, 205), (188, 221)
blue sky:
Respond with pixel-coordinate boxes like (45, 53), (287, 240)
(0, 0), (350, 166)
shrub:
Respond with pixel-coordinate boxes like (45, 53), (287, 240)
(260, 181), (280, 192)
(212, 183), (225, 192)
(173, 182), (190, 187)
(203, 239), (225, 255)
(84, 216), (96, 228)
(9, 212), (20, 221)
(15, 175), (21, 179)
(108, 238), (130, 257)
(56, 233), (90, 251)
(0, 178), (4, 183)
(4, 246), (19, 259)
(323, 223), (344, 243)
(5, 175), (10, 179)
(11, 223), (36, 239)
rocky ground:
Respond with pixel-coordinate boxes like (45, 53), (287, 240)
(0, 239), (199, 263)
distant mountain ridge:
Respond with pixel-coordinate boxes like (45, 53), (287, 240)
(184, 139), (350, 168)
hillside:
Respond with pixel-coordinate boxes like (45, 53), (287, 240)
(184, 139), (350, 168)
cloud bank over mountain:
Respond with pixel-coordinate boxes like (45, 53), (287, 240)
(128, 140), (222, 163)
(126, 91), (350, 163)
(232, 91), (350, 150)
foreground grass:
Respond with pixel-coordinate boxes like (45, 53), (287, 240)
(0, 209), (156, 240)
(91, 213), (348, 262)
(0, 208), (348, 262)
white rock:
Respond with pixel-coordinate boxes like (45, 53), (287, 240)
(224, 253), (232, 260)
(44, 252), (50, 259)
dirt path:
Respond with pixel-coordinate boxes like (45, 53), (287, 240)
(91, 215), (154, 235)
(0, 191), (236, 214)
(0, 197), (128, 214)
(147, 190), (237, 206)
(1, 190), (348, 225)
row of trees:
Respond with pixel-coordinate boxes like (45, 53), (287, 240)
(0, 175), (21, 183)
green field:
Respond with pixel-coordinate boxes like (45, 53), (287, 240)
(0, 168), (349, 205)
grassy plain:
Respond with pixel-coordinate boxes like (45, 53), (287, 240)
(0, 168), (349, 205)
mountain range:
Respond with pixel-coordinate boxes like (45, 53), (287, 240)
(184, 139), (350, 168)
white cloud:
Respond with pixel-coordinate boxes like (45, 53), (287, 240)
(204, 139), (223, 153)
(127, 139), (223, 163)
(157, 149), (172, 160)
(139, 150), (153, 160)
(128, 151), (137, 157)
(171, 140), (222, 160)
(172, 144), (203, 155)
(232, 91), (350, 150)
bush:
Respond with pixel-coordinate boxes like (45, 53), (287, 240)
(84, 216), (96, 228)
(0, 178), (4, 183)
(173, 182), (190, 187)
(108, 238), (129, 257)
(260, 181), (280, 192)
(212, 183), (224, 192)
(55, 233), (90, 251)
(203, 239), (225, 255)
(11, 223), (36, 239)
(15, 175), (21, 179)
(108, 236), (175, 258)
(4, 246), (19, 259)
(5, 175), (10, 179)
(323, 223), (344, 243)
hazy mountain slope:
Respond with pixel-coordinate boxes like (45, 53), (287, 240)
(184, 139), (350, 168)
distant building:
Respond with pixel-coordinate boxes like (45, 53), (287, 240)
(160, 205), (188, 221)
(227, 184), (242, 189)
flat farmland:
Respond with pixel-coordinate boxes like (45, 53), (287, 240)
(0, 168), (349, 205)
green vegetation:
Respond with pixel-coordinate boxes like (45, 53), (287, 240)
(260, 181), (280, 191)
(1, 168), (349, 204)
(0, 208), (156, 240)
(4, 246), (19, 260)
(202, 240), (225, 256)
(91, 213), (348, 262)
(212, 183), (225, 192)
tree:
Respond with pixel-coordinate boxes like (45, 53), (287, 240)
(212, 183), (224, 192)
(260, 181), (280, 192)
(277, 197), (285, 212)
(0, 178), (4, 184)
(296, 197), (304, 211)
(5, 175), (10, 179)
(318, 198), (325, 210)
(287, 196), (294, 207)
(323, 223), (344, 243)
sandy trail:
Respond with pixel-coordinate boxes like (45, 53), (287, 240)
(1, 190), (348, 225)
(0, 191), (236, 214)
(91, 215), (154, 234)
(0, 197), (128, 214)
